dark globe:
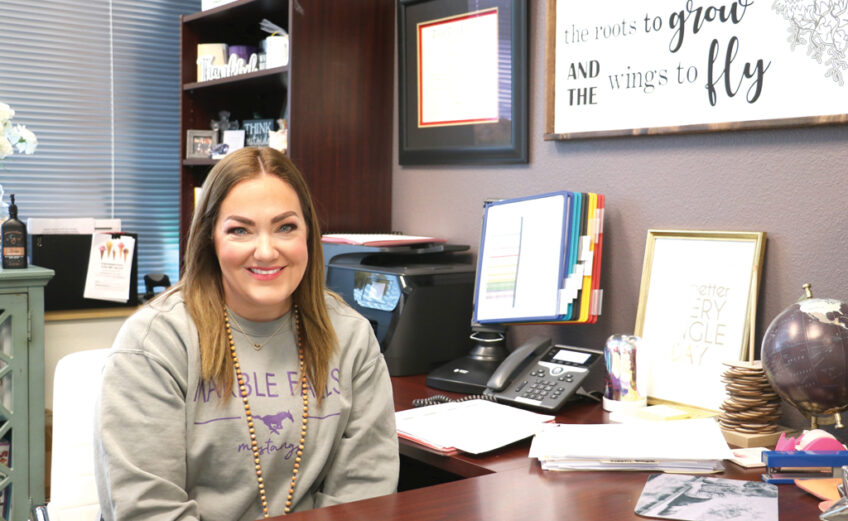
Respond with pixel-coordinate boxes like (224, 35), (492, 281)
(761, 290), (848, 424)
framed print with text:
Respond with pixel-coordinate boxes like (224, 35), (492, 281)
(634, 230), (766, 411)
(398, 0), (528, 165)
(545, 0), (848, 139)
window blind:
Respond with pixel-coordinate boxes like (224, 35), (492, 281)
(0, 0), (200, 292)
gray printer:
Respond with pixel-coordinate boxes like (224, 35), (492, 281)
(324, 242), (475, 376)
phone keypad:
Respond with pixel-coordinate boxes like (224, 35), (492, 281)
(520, 367), (574, 402)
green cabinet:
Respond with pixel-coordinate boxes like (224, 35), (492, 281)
(0, 266), (53, 520)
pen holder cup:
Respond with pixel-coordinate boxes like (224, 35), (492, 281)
(602, 334), (648, 413)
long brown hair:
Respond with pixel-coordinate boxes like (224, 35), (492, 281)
(172, 147), (337, 404)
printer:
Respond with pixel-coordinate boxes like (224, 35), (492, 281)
(324, 242), (475, 376)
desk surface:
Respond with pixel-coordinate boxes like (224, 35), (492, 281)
(273, 375), (820, 521)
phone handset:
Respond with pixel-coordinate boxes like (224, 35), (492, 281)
(485, 336), (552, 392)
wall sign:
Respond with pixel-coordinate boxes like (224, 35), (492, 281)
(545, 0), (848, 139)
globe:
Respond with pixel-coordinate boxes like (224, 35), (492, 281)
(761, 285), (848, 427)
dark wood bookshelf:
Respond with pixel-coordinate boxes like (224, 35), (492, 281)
(178, 0), (394, 261)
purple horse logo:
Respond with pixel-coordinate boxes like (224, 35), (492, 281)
(255, 410), (294, 435)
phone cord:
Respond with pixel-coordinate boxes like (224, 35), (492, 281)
(412, 394), (498, 408)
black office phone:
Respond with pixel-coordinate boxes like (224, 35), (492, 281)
(483, 336), (604, 412)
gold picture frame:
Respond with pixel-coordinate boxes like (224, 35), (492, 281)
(634, 230), (766, 411)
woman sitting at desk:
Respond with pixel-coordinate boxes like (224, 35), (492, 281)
(94, 147), (399, 519)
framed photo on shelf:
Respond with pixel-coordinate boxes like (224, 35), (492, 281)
(397, 0), (528, 165)
(634, 230), (766, 411)
(186, 130), (217, 159)
(222, 129), (246, 153)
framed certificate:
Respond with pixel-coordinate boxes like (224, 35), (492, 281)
(398, 0), (528, 165)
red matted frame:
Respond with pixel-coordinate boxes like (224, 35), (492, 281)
(416, 8), (499, 128)
(398, 0), (528, 165)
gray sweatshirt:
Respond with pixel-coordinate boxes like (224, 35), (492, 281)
(94, 291), (399, 520)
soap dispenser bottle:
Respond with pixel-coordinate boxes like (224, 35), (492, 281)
(2, 194), (28, 269)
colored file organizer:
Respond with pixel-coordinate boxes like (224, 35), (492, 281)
(473, 191), (605, 325)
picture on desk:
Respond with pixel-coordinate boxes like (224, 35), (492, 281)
(635, 473), (777, 521)
(634, 230), (766, 411)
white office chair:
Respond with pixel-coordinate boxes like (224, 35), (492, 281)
(34, 349), (109, 521)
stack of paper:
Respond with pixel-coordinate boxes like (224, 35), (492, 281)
(321, 233), (446, 247)
(27, 218), (122, 234)
(529, 418), (734, 473)
(395, 399), (554, 455)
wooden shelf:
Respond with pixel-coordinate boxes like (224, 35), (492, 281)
(183, 65), (287, 91)
(182, 158), (218, 167)
(46, 306), (139, 322)
(183, 0), (281, 25)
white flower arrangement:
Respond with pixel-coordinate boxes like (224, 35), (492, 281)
(0, 102), (37, 163)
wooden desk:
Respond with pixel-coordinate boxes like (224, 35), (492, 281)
(273, 375), (821, 521)
(392, 375), (609, 477)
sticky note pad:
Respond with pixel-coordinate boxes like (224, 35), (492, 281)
(795, 477), (841, 501)
(636, 404), (691, 421)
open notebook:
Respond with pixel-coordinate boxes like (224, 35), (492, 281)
(396, 399), (554, 455)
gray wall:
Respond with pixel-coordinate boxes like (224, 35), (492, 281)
(391, 2), (847, 384)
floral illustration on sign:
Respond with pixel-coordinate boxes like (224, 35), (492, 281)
(772, 0), (848, 86)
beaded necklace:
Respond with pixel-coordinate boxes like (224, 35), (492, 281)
(224, 305), (309, 517)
